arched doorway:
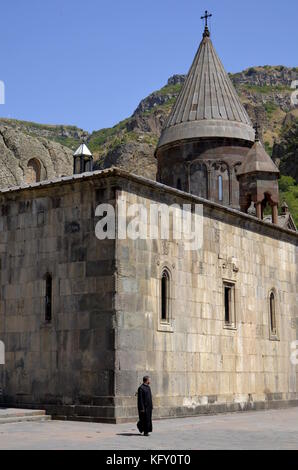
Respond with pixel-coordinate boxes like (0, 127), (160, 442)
(25, 159), (41, 184)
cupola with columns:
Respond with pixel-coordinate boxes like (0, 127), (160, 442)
(237, 125), (280, 224)
(73, 140), (93, 175)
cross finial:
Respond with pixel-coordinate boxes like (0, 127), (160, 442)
(81, 132), (88, 144)
(201, 10), (212, 37)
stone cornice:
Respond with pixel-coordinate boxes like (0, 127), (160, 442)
(0, 167), (297, 242)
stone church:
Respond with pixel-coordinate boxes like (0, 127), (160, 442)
(0, 20), (297, 422)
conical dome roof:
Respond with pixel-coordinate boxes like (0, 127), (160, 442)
(157, 29), (255, 149)
(237, 139), (280, 176)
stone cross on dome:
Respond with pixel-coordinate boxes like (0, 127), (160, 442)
(201, 10), (212, 37)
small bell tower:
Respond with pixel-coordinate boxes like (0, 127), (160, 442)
(237, 126), (280, 224)
(73, 140), (93, 175)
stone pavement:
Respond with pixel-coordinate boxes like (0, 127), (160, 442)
(0, 408), (298, 450)
(0, 408), (50, 424)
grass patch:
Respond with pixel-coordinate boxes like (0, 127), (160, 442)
(241, 84), (292, 94)
(264, 141), (273, 155)
(156, 83), (183, 96)
(264, 101), (278, 117)
(279, 176), (298, 226)
(49, 136), (80, 150)
(88, 119), (130, 151)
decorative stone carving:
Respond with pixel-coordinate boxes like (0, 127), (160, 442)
(161, 240), (170, 256)
(220, 255), (239, 281)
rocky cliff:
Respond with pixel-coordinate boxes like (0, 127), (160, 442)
(0, 125), (73, 189)
(0, 118), (87, 150)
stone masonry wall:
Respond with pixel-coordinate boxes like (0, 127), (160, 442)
(0, 178), (116, 421)
(114, 180), (298, 421)
(0, 170), (297, 423)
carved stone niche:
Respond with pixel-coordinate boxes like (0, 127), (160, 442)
(219, 255), (239, 282)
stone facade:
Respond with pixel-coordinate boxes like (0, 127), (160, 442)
(113, 173), (298, 421)
(0, 173), (117, 421)
(0, 169), (297, 422)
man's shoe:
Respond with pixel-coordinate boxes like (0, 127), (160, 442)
(144, 433), (149, 436)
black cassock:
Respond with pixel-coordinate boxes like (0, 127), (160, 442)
(137, 384), (153, 434)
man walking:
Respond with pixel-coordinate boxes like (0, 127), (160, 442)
(137, 376), (153, 436)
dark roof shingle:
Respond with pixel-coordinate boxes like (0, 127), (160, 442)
(158, 33), (255, 149)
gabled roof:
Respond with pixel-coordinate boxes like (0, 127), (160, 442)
(157, 28), (255, 149)
(264, 213), (297, 232)
(73, 143), (93, 157)
(237, 139), (280, 176)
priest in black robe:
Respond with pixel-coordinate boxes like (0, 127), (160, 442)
(137, 376), (153, 436)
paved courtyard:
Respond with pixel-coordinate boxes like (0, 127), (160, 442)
(0, 408), (298, 450)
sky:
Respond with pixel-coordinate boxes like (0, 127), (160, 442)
(0, 0), (297, 133)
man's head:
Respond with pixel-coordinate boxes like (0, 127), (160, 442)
(143, 376), (151, 385)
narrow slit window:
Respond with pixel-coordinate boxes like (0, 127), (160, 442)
(225, 286), (231, 324)
(224, 282), (236, 328)
(270, 292), (277, 336)
(161, 270), (170, 322)
(74, 156), (81, 175)
(218, 175), (223, 202)
(45, 274), (52, 323)
(177, 179), (182, 191)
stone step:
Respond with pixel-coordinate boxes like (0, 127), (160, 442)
(0, 408), (51, 424)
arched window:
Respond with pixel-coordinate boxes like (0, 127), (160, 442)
(211, 162), (230, 204)
(177, 179), (182, 191)
(218, 175), (223, 202)
(45, 274), (53, 323)
(269, 291), (277, 337)
(26, 158), (41, 184)
(74, 156), (81, 175)
(161, 270), (170, 322)
(190, 163), (208, 198)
